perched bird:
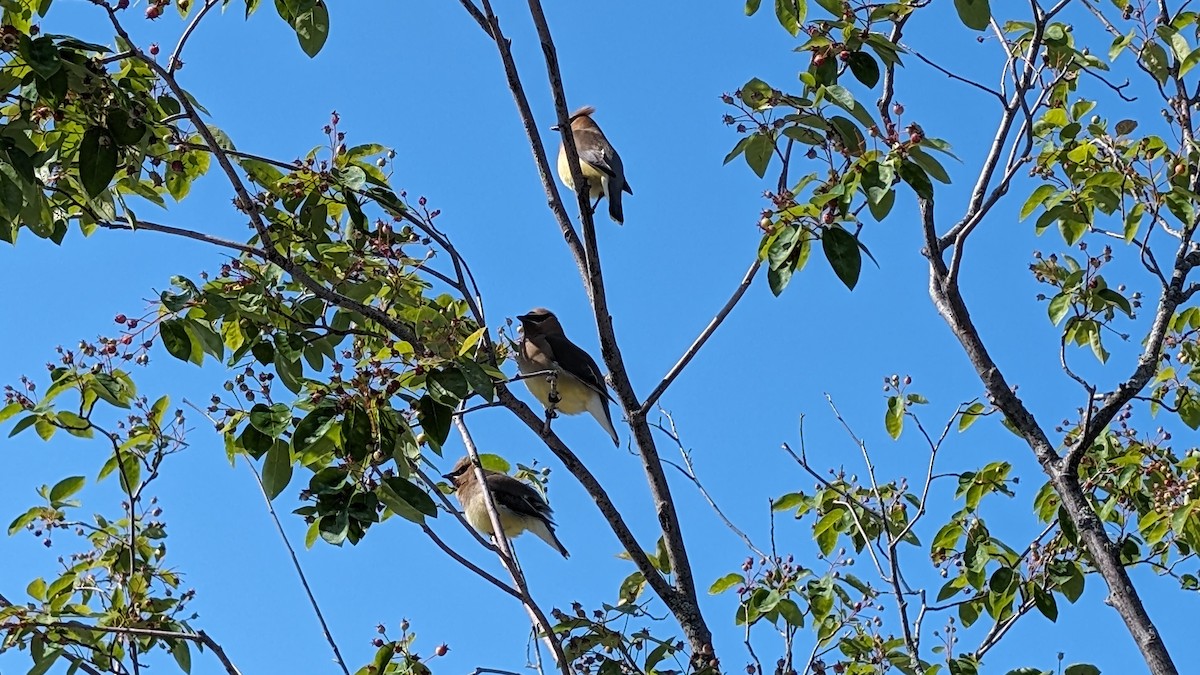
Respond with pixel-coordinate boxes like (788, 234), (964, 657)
(443, 456), (569, 558)
(516, 308), (620, 446)
(552, 105), (633, 224)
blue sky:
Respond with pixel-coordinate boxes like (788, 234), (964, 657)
(1, 1), (1196, 674)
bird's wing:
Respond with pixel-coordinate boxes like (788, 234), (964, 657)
(485, 473), (554, 523)
(544, 333), (617, 404)
(576, 130), (621, 179)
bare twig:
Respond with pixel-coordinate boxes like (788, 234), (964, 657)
(652, 410), (769, 561)
(95, 219), (264, 256)
(242, 459), (351, 675)
(638, 260), (761, 416)
(168, 0), (220, 74)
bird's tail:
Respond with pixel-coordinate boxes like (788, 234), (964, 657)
(587, 394), (620, 447)
(607, 182), (624, 224)
(527, 518), (570, 558)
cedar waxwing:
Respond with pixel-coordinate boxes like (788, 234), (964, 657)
(515, 308), (620, 446)
(443, 456), (569, 558)
(551, 106), (633, 224)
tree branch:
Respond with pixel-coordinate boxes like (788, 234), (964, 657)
(462, 0), (715, 660)
(453, 417), (569, 675)
(518, 0), (713, 659)
(34, 621), (242, 675)
(638, 260), (761, 417)
(922, 188), (1179, 673)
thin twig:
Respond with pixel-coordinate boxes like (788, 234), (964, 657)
(652, 410), (769, 561)
(418, 522), (521, 600)
(243, 459), (351, 675)
(95, 219), (263, 256)
(168, 0), (220, 74)
(638, 260), (761, 416)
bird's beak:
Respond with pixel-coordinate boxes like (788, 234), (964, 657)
(517, 313), (533, 322)
(441, 473), (453, 481)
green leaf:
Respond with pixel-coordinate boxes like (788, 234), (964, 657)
(847, 52), (880, 88)
(457, 327), (487, 356)
(1088, 324), (1109, 363)
(261, 440), (293, 500)
(380, 476), (437, 523)
(49, 476), (85, 502)
(34, 416), (56, 441)
(821, 226), (861, 290)
(249, 402), (291, 438)
(21, 36), (60, 78)
(773, 492), (805, 511)
(745, 132), (774, 178)
(171, 640), (192, 674)
(954, 0), (991, 31)
(1059, 562), (1085, 602)
(908, 147), (951, 184)
(159, 319), (194, 363)
(885, 395), (904, 439)
(959, 402), (985, 431)
(829, 115), (864, 156)
(773, 0), (805, 36)
(318, 511), (348, 545)
(821, 85), (855, 111)
(8, 507), (40, 535)
(1033, 585), (1058, 622)
(618, 570), (646, 604)
(9, 415), (37, 438)
(1047, 292), (1071, 325)
(428, 367), (469, 404)
(0, 402), (21, 425)
(898, 160), (933, 199)
(106, 108), (147, 146)
(723, 135), (754, 165)
(55, 411), (92, 438)
(740, 77), (774, 109)
(293, 405), (338, 452)
(1062, 666), (1100, 675)
(239, 422), (274, 459)
(709, 572), (742, 594)
(293, 4), (330, 57)
(79, 127), (118, 198)
(745, 0), (762, 14)
(776, 598), (805, 627)
(457, 358), (496, 402)
(1124, 202), (1144, 242)
(1097, 288), (1132, 316)
(1020, 185), (1055, 220)
(1142, 42), (1170, 84)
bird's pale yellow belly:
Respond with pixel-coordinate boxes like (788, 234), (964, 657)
(525, 373), (594, 415)
(557, 147), (606, 200)
(464, 498), (527, 538)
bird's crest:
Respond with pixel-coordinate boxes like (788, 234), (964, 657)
(568, 105), (596, 120)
